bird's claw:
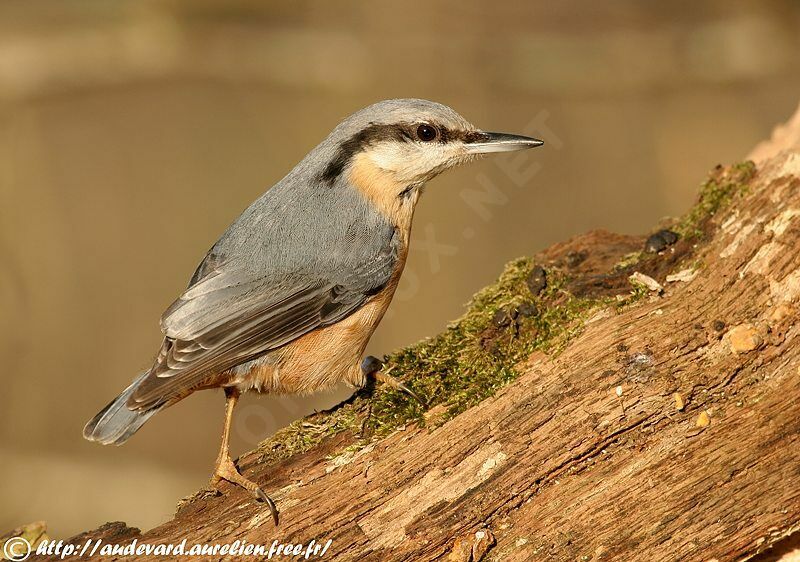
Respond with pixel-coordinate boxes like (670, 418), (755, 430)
(211, 456), (279, 526)
(376, 372), (427, 407)
(254, 488), (280, 526)
(361, 356), (426, 407)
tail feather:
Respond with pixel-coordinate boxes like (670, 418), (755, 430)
(83, 372), (162, 445)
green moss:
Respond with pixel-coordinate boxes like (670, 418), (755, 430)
(613, 281), (652, 312)
(251, 161), (758, 466)
(676, 161), (756, 239)
(253, 259), (605, 461)
(615, 251), (643, 271)
(254, 403), (359, 466)
(368, 258), (601, 432)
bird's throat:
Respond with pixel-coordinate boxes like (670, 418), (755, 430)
(347, 152), (420, 239)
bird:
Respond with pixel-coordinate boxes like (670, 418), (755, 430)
(83, 98), (543, 525)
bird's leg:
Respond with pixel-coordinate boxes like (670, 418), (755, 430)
(361, 356), (426, 407)
(210, 387), (279, 525)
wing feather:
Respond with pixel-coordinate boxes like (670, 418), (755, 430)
(129, 238), (398, 410)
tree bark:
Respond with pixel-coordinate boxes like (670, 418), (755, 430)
(14, 104), (800, 562)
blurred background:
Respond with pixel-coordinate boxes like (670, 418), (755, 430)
(1, 0), (799, 539)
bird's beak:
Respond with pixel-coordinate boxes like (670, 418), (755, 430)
(464, 132), (544, 154)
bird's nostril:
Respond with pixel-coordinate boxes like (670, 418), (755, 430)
(463, 131), (490, 144)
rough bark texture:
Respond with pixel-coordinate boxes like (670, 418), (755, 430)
(12, 104), (800, 562)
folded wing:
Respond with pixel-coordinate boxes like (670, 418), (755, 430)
(129, 237), (398, 410)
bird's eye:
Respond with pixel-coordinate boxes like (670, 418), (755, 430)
(416, 124), (438, 142)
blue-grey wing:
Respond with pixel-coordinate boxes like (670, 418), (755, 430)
(129, 230), (400, 410)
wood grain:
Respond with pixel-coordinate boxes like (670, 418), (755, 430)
(26, 115), (800, 562)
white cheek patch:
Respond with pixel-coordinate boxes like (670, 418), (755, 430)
(364, 141), (465, 183)
(365, 143), (408, 173)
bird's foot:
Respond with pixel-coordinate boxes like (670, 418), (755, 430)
(210, 456), (279, 525)
(361, 355), (427, 407)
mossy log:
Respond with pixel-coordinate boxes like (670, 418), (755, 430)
(21, 106), (800, 562)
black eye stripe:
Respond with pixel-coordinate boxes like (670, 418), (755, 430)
(399, 128), (415, 141)
(319, 121), (472, 185)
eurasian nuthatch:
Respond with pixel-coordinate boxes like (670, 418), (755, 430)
(84, 98), (543, 524)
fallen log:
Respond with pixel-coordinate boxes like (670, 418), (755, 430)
(10, 104), (800, 562)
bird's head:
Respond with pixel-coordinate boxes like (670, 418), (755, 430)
(318, 99), (543, 194)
